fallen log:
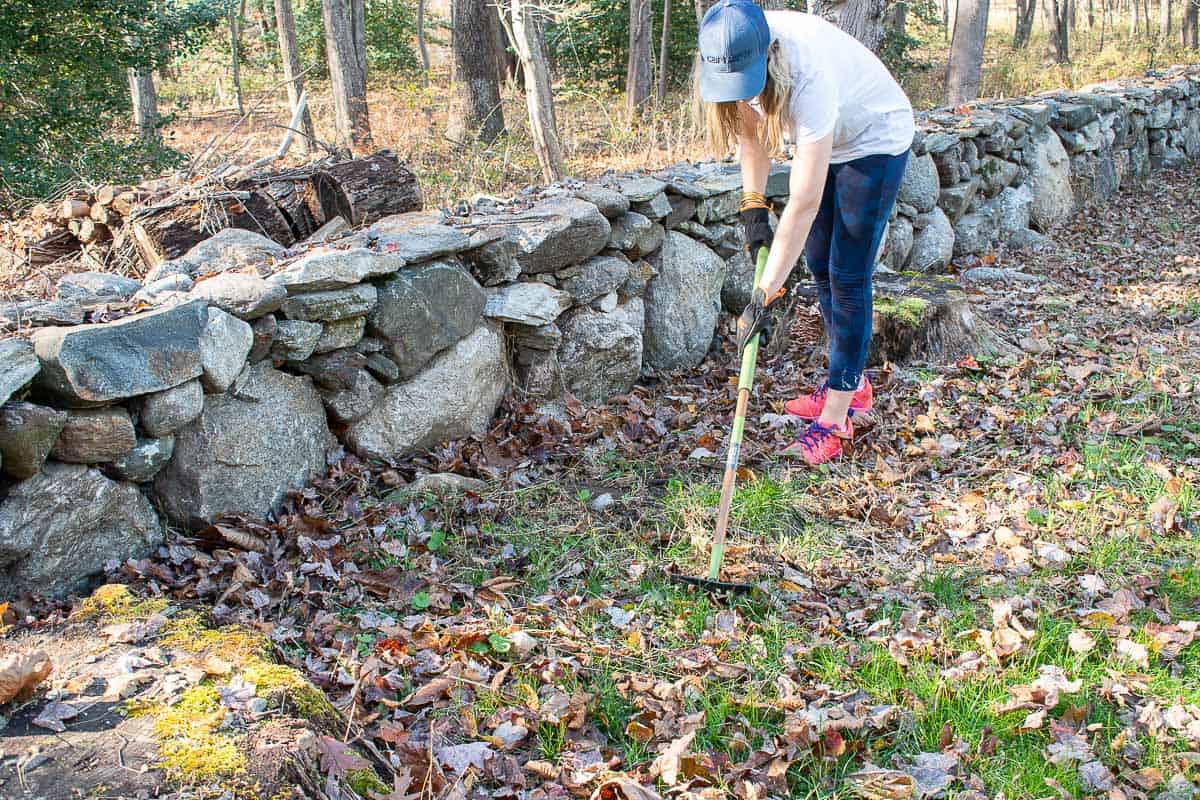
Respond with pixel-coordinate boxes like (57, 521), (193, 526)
(307, 151), (421, 227)
(24, 229), (80, 267)
(128, 189), (295, 267)
(58, 199), (91, 222)
(256, 178), (319, 241)
(95, 185), (132, 207)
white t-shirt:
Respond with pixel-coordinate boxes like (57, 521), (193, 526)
(764, 11), (915, 164)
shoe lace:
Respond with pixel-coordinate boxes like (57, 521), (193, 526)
(797, 422), (835, 453)
(811, 383), (829, 402)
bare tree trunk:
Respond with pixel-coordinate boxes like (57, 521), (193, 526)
(627, 0), (653, 115)
(493, 3), (519, 87)
(942, 0), (951, 36)
(690, 0), (717, 134)
(885, 0), (909, 38)
(1014, 0), (1037, 46)
(1184, 0), (1199, 45)
(506, 0), (565, 182)
(128, 68), (159, 139)
(823, 0), (889, 50)
(448, 0), (506, 144)
(230, 1), (245, 116)
(416, 0), (431, 77)
(1160, 0), (1172, 39)
(322, 0), (372, 152)
(946, 0), (990, 104)
(1132, 0), (1140, 32)
(1045, 0), (1071, 60)
(658, 0), (672, 101)
(275, 0), (315, 155)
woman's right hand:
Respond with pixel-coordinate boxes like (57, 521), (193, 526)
(740, 207), (774, 253)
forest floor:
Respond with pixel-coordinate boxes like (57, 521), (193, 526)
(3, 168), (1200, 799)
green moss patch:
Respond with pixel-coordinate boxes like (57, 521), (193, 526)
(874, 296), (932, 327)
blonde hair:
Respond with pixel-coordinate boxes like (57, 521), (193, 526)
(705, 39), (794, 157)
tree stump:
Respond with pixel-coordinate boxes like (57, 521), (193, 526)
(307, 151), (422, 227)
(791, 274), (1017, 366)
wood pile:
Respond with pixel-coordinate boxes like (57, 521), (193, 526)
(1, 150), (422, 284)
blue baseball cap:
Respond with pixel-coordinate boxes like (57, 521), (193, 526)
(698, 0), (771, 103)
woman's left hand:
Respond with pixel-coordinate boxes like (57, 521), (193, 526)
(736, 287), (785, 354)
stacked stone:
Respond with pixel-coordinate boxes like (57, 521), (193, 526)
(0, 65), (1196, 598)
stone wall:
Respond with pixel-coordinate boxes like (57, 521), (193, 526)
(1, 66), (1197, 596)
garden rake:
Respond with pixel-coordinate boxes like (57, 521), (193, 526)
(668, 246), (770, 594)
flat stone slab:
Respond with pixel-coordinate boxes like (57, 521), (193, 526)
(0, 339), (39, 407)
(56, 272), (141, 306)
(267, 248), (406, 293)
(471, 197), (611, 275)
(280, 284), (377, 322)
(31, 301), (207, 405)
(617, 176), (668, 203)
(484, 282), (573, 326)
(190, 272), (286, 319)
(370, 213), (472, 263)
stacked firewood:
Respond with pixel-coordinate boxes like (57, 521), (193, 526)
(1, 151), (422, 280)
(12, 185), (151, 271)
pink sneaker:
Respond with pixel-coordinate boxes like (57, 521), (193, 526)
(782, 418), (853, 465)
(784, 378), (874, 421)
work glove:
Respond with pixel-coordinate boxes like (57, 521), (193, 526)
(736, 286), (785, 355)
(739, 207), (774, 254)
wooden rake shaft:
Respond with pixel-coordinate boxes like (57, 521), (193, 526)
(707, 246), (770, 582)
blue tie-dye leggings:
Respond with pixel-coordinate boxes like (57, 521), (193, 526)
(804, 150), (910, 392)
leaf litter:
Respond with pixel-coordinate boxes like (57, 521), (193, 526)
(4, 167), (1200, 797)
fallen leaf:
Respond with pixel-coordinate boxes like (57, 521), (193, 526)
(317, 736), (371, 777)
(33, 699), (83, 732)
(437, 741), (495, 774)
(1115, 639), (1149, 669)
(1065, 362), (1104, 382)
(1128, 767), (1163, 790)
(0, 649), (52, 704)
(907, 752), (957, 798)
(1078, 760), (1115, 791)
(846, 768), (915, 799)
(591, 775), (662, 800)
(649, 731), (695, 786)
(1068, 630), (1096, 654)
(1021, 709), (1046, 731)
(1046, 729), (1093, 764)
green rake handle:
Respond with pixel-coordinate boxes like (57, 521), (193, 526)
(708, 246), (770, 581)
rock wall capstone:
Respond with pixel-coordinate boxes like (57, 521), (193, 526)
(1, 66), (1197, 595)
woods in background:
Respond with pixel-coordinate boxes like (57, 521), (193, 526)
(1, 0), (1197, 211)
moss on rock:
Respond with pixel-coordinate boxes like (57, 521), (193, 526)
(152, 685), (247, 783)
(74, 583), (169, 622)
(70, 585), (344, 793)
